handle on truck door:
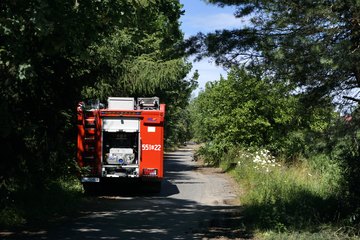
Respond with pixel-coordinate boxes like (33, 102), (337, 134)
(139, 138), (142, 162)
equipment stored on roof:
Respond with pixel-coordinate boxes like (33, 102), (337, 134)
(77, 97), (165, 193)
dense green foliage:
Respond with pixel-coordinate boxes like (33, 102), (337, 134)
(191, 68), (335, 162)
(0, 177), (84, 227)
(0, 0), (194, 225)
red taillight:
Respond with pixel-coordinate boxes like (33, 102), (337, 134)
(143, 168), (158, 177)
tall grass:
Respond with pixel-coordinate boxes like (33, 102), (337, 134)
(0, 177), (84, 228)
(219, 147), (359, 239)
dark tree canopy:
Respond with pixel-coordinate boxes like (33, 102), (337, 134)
(0, 0), (194, 195)
(186, 0), (360, 98)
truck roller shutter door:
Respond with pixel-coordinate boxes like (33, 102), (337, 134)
(103, 118), (139, 132)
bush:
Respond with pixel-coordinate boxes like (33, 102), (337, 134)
(197, 141), (230, 166)
(220, 147), (344, 231)
(0, 177), (84, 228)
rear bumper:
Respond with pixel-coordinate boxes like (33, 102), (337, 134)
(81, 177), (100, 183)
(81, 176), (162, 183)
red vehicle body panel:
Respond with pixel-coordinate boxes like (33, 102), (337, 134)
(76, 100), (165, 182)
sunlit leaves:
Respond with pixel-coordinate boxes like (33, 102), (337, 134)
(190, 67), (336, 159)
(191, 68), (298, 148)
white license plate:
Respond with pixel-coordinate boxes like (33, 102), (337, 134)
(81, 177), (100, 183)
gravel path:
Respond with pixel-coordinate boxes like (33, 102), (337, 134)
(1, 145), (251, 239)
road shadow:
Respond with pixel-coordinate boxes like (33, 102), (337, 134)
(164, 148), (201, 183)
(0, 147), (252, 239)
(1, 196), (251, 240)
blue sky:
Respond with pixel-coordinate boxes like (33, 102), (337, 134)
(179, 0), (242, 95)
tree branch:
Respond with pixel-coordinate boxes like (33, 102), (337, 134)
(343, 96), (360, 102)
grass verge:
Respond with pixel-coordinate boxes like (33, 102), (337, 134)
(217, 148), (360, 239)
(0, 177), (84, 228)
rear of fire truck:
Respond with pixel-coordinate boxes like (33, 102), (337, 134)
(77, 97), (165, 193)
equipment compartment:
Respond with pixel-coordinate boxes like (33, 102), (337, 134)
(102, 132), (139, 177)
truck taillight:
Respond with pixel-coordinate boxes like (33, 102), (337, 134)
(143, 168), (158, 177)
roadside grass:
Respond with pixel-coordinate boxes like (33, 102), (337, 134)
(0, 177), (84, 228)
(218, 148), (360, 239)
(257, 228), (360, 240)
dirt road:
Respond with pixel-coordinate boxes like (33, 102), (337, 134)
(3, 145), (248, 239)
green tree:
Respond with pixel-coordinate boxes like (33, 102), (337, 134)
(0, 0), (193, 203)
(79, 0), (197, 146)
(1, 0), (126, 192)
(186, 0), (360, 98)
(190, 68), (335, 162)
(81, 0), (189, 98)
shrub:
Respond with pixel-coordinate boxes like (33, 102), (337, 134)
(222, 147), (343, 232)
(0, 177), (84, 228)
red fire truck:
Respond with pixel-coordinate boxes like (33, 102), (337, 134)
(77, 97), (165, 193)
